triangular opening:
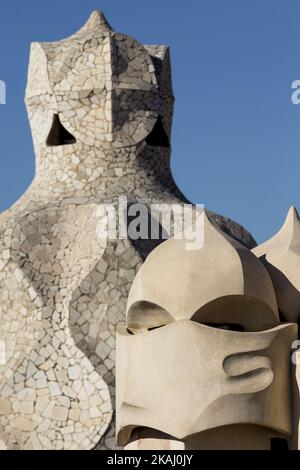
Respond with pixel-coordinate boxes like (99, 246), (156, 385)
(46, 114), (76, 147)
(146, 116), (170, 148)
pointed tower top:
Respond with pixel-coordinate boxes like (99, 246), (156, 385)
(78, 10), (113, 35)
(284, 205), (300, 231)
(254, 206), (300, 254)
(280, 205), (300, 250)
(252, 206), (300, 322)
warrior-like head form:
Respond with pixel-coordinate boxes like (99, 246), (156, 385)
(25, 11), (173, 168)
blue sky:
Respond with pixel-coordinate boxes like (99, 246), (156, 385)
(0, 0), (300, 243)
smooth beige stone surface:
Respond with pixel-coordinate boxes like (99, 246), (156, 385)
(127, 213), (278, 332)
(253, 206), (300, 323)
(117, 321), (296, 447)
(117, 214), (298, 450)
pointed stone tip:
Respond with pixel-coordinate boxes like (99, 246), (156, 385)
(288, 205), (299, 216)
(201, 208), (232, 243)
(79, 10), (113, 34)
(202, 208), (223, 231)
(285, 206), (300, 226)
(253, 205), (300, 255)
(277, 206), (300, 245)
(193, 208), (215, 235)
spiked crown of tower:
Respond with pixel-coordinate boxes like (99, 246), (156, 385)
(25, 11), (173, 98)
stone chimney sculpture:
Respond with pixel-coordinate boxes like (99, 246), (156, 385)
(0, 11), (275, 450)
(116, 212), (299, 450)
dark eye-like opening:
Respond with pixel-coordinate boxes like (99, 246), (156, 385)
(202, 322), (245, 332)
(146, 116), (170, 148)
(127, 301), (173, 334)
(191, 295), (279, 332)
(46, 114), (76, 147)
